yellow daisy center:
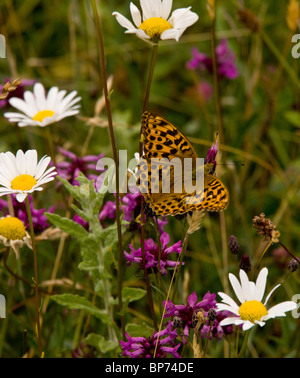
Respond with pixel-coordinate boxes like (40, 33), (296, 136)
(32, 110), (55, 122)
(139, 17), (172, 41)
(239, 300), (268, 323)
(11, 174), (37, 191)
(0, 217), (26, 240)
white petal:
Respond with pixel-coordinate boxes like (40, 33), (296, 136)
(161, 0), (173, 19)
(216, 303), (240, 316)
(239, 269), (251, 301)
(33, 83), (46, 110)
(161, 28), (181, 41)
(219, 316), (242, 326)
(150, 0), (163, 17)
(266, 301), (297, 317)
(242, 320), (255, 331)
(45, 86), (59, 109)
(25, 150), (38, 176)
(168, 7), (198, 29)
(255, 267), (268, 302)
(36, 167), (56, 183)
(130, 2), (142, 27)
(264, 284), (281, 306)
(56, 91), (78, 113)
(23, 90), (39, 115)
(248, 281), (256, 300)
(218, 292), (240, 313)
(229, 272), (245, 303)
(8, 97), (35, 117)
(112, 11), (137, 32)
(0, 154), (17, 181)
(34, 156), (51, 179)
(0, 174), (12, 188)
(35, 175), (56, 187)
(16, 150), (26, 174)
(133, 29), (150, 40)
(55, 110), (80, 122)
(16, 192), (28, 202)
(255, 320), (266, 327)
(140, 0), (156, 20)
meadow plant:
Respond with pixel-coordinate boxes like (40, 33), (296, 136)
(0, 0), (299, 360)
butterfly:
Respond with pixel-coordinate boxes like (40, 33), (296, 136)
(137, 111), (229, 217)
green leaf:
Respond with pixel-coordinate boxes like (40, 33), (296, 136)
(284, 111), (300, 128)
(45, 213), (88, 240)
(125, 322), (154, 338)
(84, 333), (120, 354)
(121, 287), (146, 303)
(51, 294), (111, 323)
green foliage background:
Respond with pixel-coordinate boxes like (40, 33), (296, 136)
(0, 0), (299, 358)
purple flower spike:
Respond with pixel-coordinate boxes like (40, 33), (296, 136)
(56, 147), (104, 189)
(120, 321), (181, 358)
(124, 232), (182, 275)
(205, 138), (218, 165)
(164, 291), (234, 341)
(187, 39), (238, 80)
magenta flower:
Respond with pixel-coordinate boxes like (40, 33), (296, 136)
(124, 232), (182, 275)
(0, 194), (54, 233)
(56, 147), (104, 188)
(100, 191), (168, 232)
(99, 191), (142, 230)
(204, 139), (218, 165)
(120, 321), (181, 358)
(187, 39), (238, 80)
(164, 291), (233, 341)
(197, 81), (213, 101)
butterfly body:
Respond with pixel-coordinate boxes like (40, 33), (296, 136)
(138, 112), (229, 217)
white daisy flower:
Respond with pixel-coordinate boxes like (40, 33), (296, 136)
(0, 216), (32, 258)
(216, 268), (297, 331)
(0, 149), (57, 202)
(113, 0), (199, 43)
(4, 82), (81, 127)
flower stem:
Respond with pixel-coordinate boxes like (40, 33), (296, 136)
(3, 247), (32, 288)
(90, 0), (125, 336)
(46, 126), (56, 166)
(279, 241), (300, 264)
(139, 43), (159, 331)
(143, 44), (158, 113)
(25, 196), (42, 357)
(237, 329), (250, 358)
(171, 232), (189, 302)
(203, 323), (213, 357)
(261, 30), (300, 90)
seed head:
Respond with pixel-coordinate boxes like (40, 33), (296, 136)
(239, 254), (252, 273)
(288, 259), (299, 273)
(252, 213), (277, 242)
(228, 235), (239, 255)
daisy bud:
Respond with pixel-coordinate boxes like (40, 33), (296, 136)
(228, 235), (239, 255)
(239, 254), (252, 273)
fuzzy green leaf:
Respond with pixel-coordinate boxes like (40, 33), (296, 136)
(51, 294), (111, 323)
